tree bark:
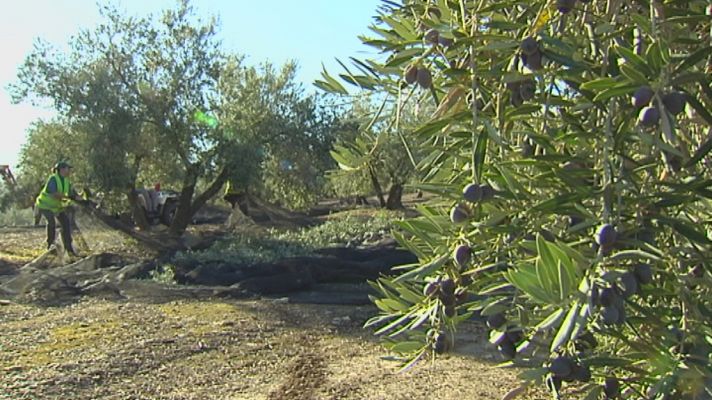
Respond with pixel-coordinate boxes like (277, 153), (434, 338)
(368, 165), (386, 208)
(169, 166), (230, 236)
(385, 183), (404, 210)
(126, 156), (149, 230)
(190, 167), (229, 216)
(168, 169), (198, 237)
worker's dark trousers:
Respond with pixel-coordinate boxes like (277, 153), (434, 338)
(40, 209), (73, 251)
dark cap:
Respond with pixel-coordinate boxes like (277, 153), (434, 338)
(54, 161), (73, 170)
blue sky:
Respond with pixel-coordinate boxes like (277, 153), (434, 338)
(0, 0), (382, 170)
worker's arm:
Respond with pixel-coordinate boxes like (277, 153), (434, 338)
(68, 185), (80, 201)
(47, 178), (77, 201)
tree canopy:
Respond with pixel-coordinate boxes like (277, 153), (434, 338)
(10, 0), (343, 231)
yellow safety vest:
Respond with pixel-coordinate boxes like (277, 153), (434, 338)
(225, 181), (240, 196)
(35, 173), (71, 213)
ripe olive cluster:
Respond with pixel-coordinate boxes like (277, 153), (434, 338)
(423, 28), (454, 48)
(462, 182), (496, 203)
(496, 330), (523, 360)
(573, 330), (597, 353)
(403, 20), (457, 91)
(404, 64), (433, 89)
(519, 37), (543, 71)
(452, 244), (471, 269)
(603, 377), (621, 399)
(432, 330), (449, 354)
(423, 277), (457, 317)
(593, 263), (653, 326)
(632, 85), (687, 128)
(450, 182), (498, 224)
(450, 203), (469, 224)
(519, 135), (537, 157)
(556, 0), (591, 14)
(424, 273), (472, 354)
(548, 355), (592, 390)
(547, 338), (621, 398)
(508, 78), (537, 107)
(484, 312), (523, 360)
(595, 223), (617, 254)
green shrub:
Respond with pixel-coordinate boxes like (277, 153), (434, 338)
(273, 210), (397, 249)
(149, 263), (176, 285)
(173, 210), (400, 267)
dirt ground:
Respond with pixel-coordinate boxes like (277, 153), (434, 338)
(0, 210), (552, 400)
(1, 296), (552, 400)
(0, 226), (49, 265)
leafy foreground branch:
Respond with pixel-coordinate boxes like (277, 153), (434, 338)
(321, 1), (712, 399)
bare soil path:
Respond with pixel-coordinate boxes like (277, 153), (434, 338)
(1, 296), (548, 400)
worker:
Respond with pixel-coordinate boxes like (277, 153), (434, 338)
(149, 182), (161, 213)
(224, 180), (249, 216)
(135, 184), (160, 216)
(35, 161), (81, 256)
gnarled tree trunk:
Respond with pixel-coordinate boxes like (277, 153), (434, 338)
(169, 166), (229, 236)
(368, 165), (386, 208)
(385, 183), (404, 210)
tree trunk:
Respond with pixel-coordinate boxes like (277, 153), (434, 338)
(368, 165), (386, 208)
(385, 183), (404, 210)
(168, 166), (199, 236)
(169, 167), (230, 236)
(169, 187), (195, 236)
(127, 188), (150, 230)
(126, 156), (149, 230)
(189, 167), (229, 216)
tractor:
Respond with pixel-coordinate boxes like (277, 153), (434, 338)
(135, 185), (179, 226)
(0, 165), (16, 187)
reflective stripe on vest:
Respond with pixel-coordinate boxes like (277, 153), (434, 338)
(225, 181), (238, 196)
(35, 174), (71, 213)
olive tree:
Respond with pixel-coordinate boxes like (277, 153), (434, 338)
(321, 1), (712, 398)
(13, 0), (350, 231)
(216, 59), (344, 209)
(11, 0), (227, 234)
(327, 95), (428, 209)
